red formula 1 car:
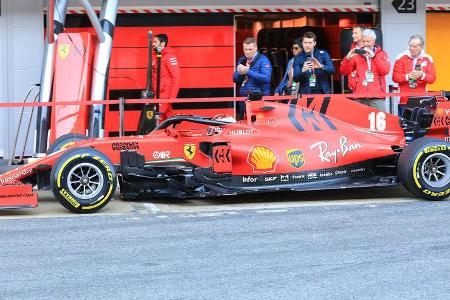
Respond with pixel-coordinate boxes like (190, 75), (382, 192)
(1, 93), (450, 213)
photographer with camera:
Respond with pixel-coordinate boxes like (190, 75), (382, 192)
(340, 29), (390, 111)
(392, 34), (436, 117)
(274, 39), (302, 96)
(292, 32), (335, 95)
(347, 25), (366, 92)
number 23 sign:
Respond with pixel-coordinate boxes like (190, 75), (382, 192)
(392, 0), (417, 14)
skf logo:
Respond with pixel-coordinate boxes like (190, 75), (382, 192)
(146, 110), (154, 120)
(287, 149), (305, 168)
(248, 145), (279, 173)
(184, 144), (196, 160)
(58, 44), (71, 59)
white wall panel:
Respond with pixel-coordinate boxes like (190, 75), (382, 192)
(0, 0), (43, 159)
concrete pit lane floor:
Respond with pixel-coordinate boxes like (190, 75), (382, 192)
(0, 185), (420, 219)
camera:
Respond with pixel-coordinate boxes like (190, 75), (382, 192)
(354, 48), (366, 55)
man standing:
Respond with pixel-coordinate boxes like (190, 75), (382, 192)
(393, 34), (436, 117)
(152, 34), (180, 121)
(274, 38), (302, 96)
(340, 29), (390, 111)
(233, 37), (272, 119)
(347, 26), (365, 92)
(293, 32), (335, 94)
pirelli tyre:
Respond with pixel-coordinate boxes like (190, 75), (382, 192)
(50, 147), (117, 213)
(47, 133), (89, 154)
(398, 138), (450, 200)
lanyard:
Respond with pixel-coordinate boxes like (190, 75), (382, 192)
(412, 56), (418, 69)
(411, 50), (424, 69)
(308, 49), (315, 75)
(366, 56), (372, 72)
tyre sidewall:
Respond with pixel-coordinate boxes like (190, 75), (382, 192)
(47, 133), (89, 154)
(399, 139), (450, 200)
(51, 148), (116, 213)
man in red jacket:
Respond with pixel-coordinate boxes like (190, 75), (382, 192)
(393, 34), (436, 117)
(152, 34), (181, 121)
(347, 25), (365, 92)
(341, 29), (390, 111)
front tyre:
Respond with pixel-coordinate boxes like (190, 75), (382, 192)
(398, 138), (450, 200)
(50, 147), (117, 213)
(47, 133), (89, 154)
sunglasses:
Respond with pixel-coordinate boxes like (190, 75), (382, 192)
(292, 47), (300, 50)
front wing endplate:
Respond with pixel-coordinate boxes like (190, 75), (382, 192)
(0, 184), (38, 209)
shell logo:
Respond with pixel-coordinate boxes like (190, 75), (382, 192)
(436, 107), (445, 116)
(248, 145), (279, 173)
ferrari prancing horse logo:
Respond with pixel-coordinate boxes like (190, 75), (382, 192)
(58, 44), (71, 59)
(184, 144), (196, 160)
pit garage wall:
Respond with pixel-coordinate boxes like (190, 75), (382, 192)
(381, 0), (449, 91)
(0, 0), (43, 159)
(427, 11), (450, 91)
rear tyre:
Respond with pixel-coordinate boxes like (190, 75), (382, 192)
(398, 138), (450, 200)
(50, 147), (116, 213)
(47, 133), (89, 154)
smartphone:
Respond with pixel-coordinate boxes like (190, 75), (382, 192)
(355, 48), (366, 55)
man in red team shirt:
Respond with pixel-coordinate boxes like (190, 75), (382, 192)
(340, 29), (390, 111)
(152, 34), (181, 121)
(392, 34), (436, 117)
(347, 26), (365, 92)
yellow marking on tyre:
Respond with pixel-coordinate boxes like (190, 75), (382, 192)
(82, 180), (114, 210)
(82, 157), (114, 210)
(59, 188), (80, 208)
(424, 145), (448, 154)
(93, 156), (114, 180)
(413, 151), (423, 188)
(61, 142), (75, 149)
(423, 188), (450, 197)
(57, 154), (82, 187)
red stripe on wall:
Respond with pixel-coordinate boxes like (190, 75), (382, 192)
(111, 46), (234, 69)
(110, 26), (235, 47)
(109, 67), (234, 89)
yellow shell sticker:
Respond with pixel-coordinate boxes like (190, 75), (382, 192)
(146, 110), (154, 120)
(256, 113), (264, 120)
(58, 44), (71, 59)
(248, 145), (279, 173)
(184, 144), (196, 160)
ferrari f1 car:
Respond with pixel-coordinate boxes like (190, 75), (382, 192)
(1, 93), (450, 213)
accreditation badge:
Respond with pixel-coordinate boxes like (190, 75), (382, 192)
(309, 74), (316, 87)
(365, 71), (374, 83)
